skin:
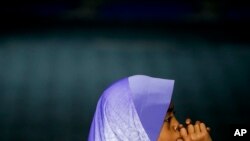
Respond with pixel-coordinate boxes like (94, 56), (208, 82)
(178, 119), (212, 141)
(158, 103), (181, 141)
(157, 103), (212, 141)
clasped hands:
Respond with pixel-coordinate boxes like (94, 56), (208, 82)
(176, 119), (212, 141)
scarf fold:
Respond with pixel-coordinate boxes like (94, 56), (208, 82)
(88, 75), (175, 141)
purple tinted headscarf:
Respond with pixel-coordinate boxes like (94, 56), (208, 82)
(88, 75), (175, 141)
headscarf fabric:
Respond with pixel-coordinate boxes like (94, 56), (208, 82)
(88, 75), (175, 141)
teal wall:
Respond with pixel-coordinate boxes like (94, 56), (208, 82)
(0, 28), (249, 140)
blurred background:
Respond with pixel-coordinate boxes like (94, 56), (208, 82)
(0, 0), (250, 141)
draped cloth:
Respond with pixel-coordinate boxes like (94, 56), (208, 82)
(88, 75), (175, 141)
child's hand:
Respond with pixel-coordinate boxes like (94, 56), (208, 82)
(177, 119), (212, 141)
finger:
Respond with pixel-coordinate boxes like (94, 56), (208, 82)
(176, 137), (184, 141)
(200, 122), (208, 133)
(187, 124), (195, 134)
(194, 121), (201, 133)
(178, 124), (184, 131)
(180, 126), (188, 138)
(185, 118), (192, 125)
(206, 127), (211, 132)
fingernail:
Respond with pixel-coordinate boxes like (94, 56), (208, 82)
(179, 124), (183, 128)
(177, 138), (184, 141)
(178, 124), (184, 130)
(195, 120), (200, 124)
(185, 118), (191, 124)
(207, 127), (211, 132)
